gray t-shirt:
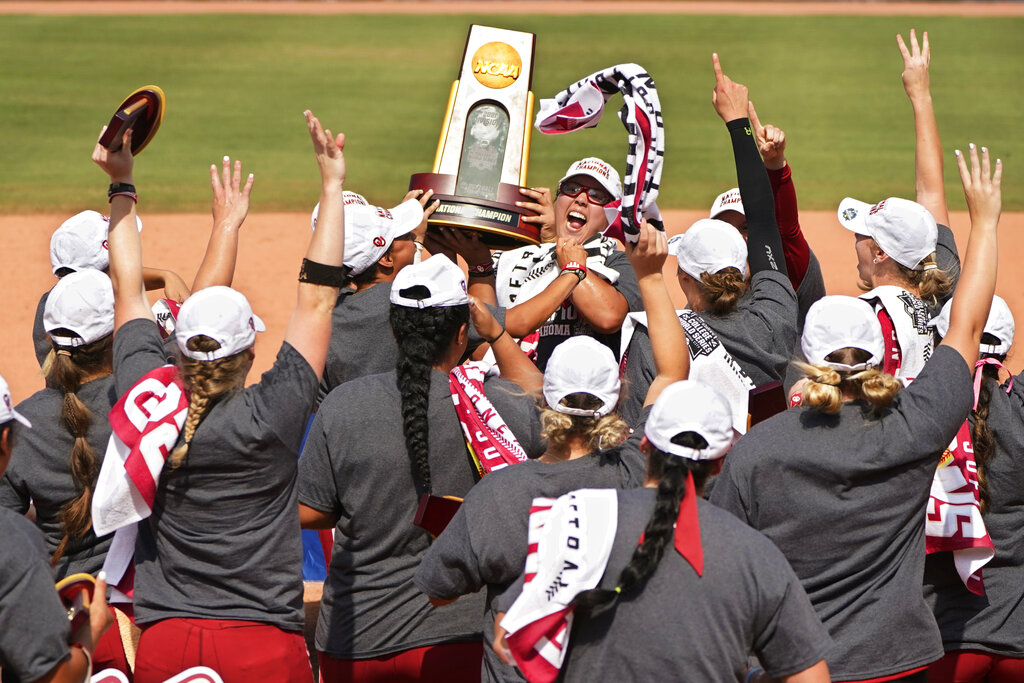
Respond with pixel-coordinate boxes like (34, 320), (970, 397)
(711, 345), (973, 680)
(114, 318), (317, 630)
(621, 270), (798, 425)
(298, 368), (544, 659)
(534, 250), (643, 371)
(413, 429), (647, 683)
(783, 250), (827, 390)
(0, 376), (118, 578)
(924, 371), (1024, 656)
(318, 283), (396, 404)
(0, 507), (70, 683)
(559, 489), (831, 682)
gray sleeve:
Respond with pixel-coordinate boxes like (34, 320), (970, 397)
(894, 345), (974, 463)
(605, 251), (643, 311)
(621, 326), (656, 426)
(936, 224), (960, 295)
(708, 456), (752, 524)
(297, 407), (343, 516)
(752, 551), (832, 678)
(113, 318), (176, 395)
(615, 405), (652, 488)
(749, 271), (799, 333)
(495, 571), (526, 614)
(413, 505), (483, 599)
(0, 470), (30, 515)
(247, 342), (319, 452)
(0, 546), (70, 681)
(484, 377), (544, 458)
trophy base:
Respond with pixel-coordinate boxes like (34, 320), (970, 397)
(410, 173), (541, 249)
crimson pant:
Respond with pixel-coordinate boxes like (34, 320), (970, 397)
(92, 607), (132, 681)
(929, 650), (1024, 683)
(133, 618), (311, 683)
(317, 641), (482, 683)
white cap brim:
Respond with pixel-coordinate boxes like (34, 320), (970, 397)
(837, 197), (872, 236)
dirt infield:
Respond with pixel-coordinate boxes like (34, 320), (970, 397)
(4, 209), (1022, 399)
(3, 1), (1024, 16)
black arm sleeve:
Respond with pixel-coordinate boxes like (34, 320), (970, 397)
(727, 118), (787, 278)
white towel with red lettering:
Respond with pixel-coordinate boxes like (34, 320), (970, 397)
(92, 365), (187, 594)
(501, 490), (618, 683)
(449, 361), (529, 474)
(535, 63), (664, 244)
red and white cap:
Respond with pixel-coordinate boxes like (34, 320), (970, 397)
(389, 255), (469, 309)
(543, 337), (621, 417)
(801, 296), (884, 371)
(0, 374), (31, 428)
(709, 188), (745, 219)
(645, 381), (734, 461)
(558, 157), (622, 201)
(311, 191), (423, 276)
(49, 210), (142, 275)
(175, 286), (266, 361)
(837, 197), (937, 270)
(44, 269), (115, 347)
(931, 295), (1015, 357)
(669, 218), (748, 279)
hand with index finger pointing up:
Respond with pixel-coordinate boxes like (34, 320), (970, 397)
(711, 53), (750, 124)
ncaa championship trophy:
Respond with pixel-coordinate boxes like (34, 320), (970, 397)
(409, 25), (539, 247)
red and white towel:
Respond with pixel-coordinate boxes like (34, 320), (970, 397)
(535, 64), (664, 245)
(449, 361), (529, 475)
(501, 490), (619, 683)
(92, 365), (188, 600)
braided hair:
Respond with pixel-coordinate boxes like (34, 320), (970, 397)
(168, 335), (252, 467)
(41, 331), (113, 566)
(574, 437), (715, 615)
(389, 297), (469, 494)
(971, 334), (1006, 515)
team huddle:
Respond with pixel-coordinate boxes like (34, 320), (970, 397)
(1, 32), (1020, 683)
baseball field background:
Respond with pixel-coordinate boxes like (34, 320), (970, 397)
(2, 0), (1023, 399)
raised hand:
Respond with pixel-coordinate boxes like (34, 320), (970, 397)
(92, 127), (134, 182)
(516, 187), (556, 242)
(211, 155), (254, 230)
(956, 144), (1002, 227)
(305, 110), (346, 184)
(624, 220), (668, 279)
(555, 236), (587, 270)
(711, 53), (749, 123)
(748, 102), (787, 170)
(469, 296), (504, 343)
(897, 29), (931, 101)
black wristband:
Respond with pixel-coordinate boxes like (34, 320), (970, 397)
(486, 328), (508, 345)
(108, 182), (136, 198)
(298, 258), (351, 287)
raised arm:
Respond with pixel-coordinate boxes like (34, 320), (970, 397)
(941, 145), (1000, 365)
(899, 29), (950, 227)
(629, 221), (688, 407)
(283, 111), (346, 378)
(92, 129), (153, 330)
(712, 54), (787, 279)
(468, 296), (542, 394)
(504, 238), (586, 337)
(191, 156), (255, 291)
(142, 267), (190, 302)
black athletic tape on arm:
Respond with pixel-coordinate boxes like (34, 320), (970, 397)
(298, 258), (351, 287)
(727, 118), (787, 278)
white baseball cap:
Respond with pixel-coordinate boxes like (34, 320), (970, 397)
(0, 374), (31, 428)
(931, 295), (1015, 357)
(837, 197), (937, 270)
(44, 269), (115, 348)
(49, 210), (143, 275)
(389, 255), (469, 309)
(669, 219), (748, 279)
(709, 188), (745, 220)
(645, 381), (734, 461)
(543, 337), (621, 417)
(311, 191), (423, 276)
(801, 296), (884, 371)
(558, 157), (622, 201)
(175, 286), (266, 361)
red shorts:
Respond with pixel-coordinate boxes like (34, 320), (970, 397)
(929, 649), (1024, 683)
(92, 608), (132, 680)
(317, 641), (482, 682)
(133, 618), (311, 683)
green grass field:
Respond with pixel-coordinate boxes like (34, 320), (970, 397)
(1, 12), (1020, 213)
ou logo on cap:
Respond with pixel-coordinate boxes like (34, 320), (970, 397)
(373, 236), (386, 247)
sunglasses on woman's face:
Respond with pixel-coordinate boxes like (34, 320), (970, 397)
(558, 180), (615, 206)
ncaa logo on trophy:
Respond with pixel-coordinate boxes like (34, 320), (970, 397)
(409, 25), (539, 247)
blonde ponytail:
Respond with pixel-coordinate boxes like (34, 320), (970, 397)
(698, 268), (749, 315)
